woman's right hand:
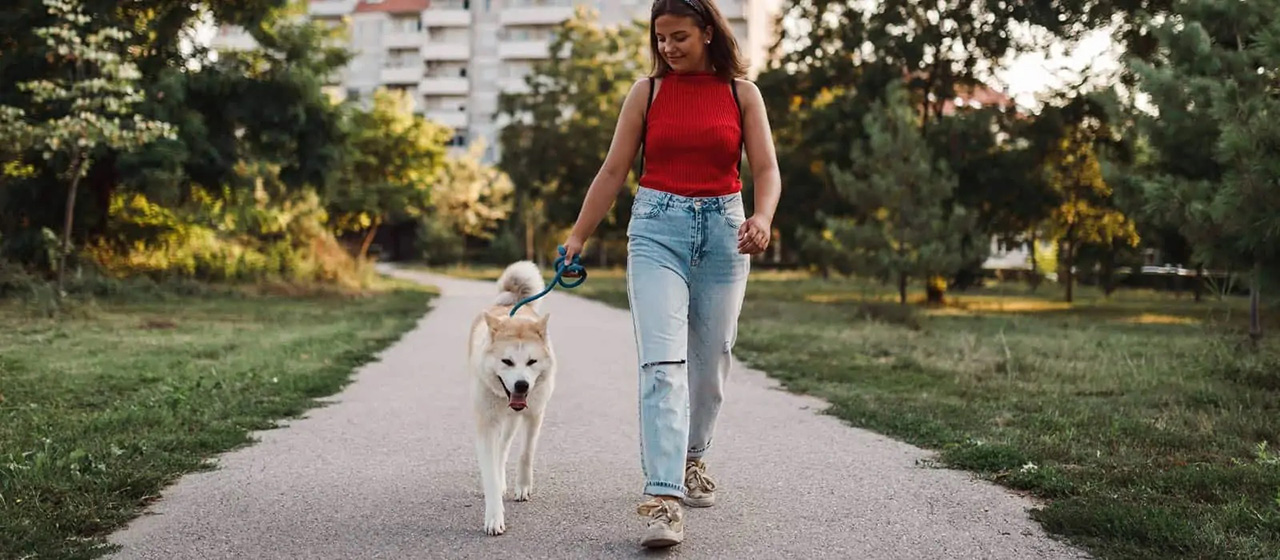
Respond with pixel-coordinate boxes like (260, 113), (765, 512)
(562, 234), (585, 265)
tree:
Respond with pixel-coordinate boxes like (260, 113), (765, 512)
(497, 7), (648, 262)
(431, 139), (515, 241)
(1038, 123), (1140, 303)
(1131, 0), (1280, 340)
(821, 82), (977, 304)
(0, 0), (175, 294)
(327, 88), (452, 260)
(759, 0), (1076, 283)
(0, 0), (350, 274)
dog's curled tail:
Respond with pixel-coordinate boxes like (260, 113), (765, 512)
(494, 260), (545, 309)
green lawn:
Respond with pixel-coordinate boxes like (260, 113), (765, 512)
(435, 263), (1280, 560)
(0, 279), (435, 560)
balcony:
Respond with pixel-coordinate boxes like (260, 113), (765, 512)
(499, 6), (573, 26)
(420, 76), (470, 95)
(422, 42), (471, 61)
(423, 8), (471, 26)
(498, 39), (550, 59)
(380, 66), (422, 84)
(307, 0), (358, 17)
(718, 1), (744, 20)
(498, 77), (530, 94)
(424, 110), (469, 128)
(385, 31), (424, 49)
(212, 26), (257, 51)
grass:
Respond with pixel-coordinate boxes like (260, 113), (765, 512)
(433, 263), (1280, 560)
(0, 277), (435, 560)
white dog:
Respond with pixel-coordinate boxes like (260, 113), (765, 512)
(467, 261), (556, 536)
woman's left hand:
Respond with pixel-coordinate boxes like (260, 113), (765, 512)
(737, 215), (772, 255)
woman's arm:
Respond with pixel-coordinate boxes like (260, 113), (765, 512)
(562, 78), (652, 261)
(737, 79), (781, 254)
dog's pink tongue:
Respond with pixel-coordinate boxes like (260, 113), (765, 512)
(509, 394), (527, 410)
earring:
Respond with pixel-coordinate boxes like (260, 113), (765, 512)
(705, 39), (710, 44)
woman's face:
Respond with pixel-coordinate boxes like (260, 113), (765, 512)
(654, 14), (711, 73)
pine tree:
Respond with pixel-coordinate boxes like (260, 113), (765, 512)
(1132, 0), (1280, 341)
(823, 82), (976, 304)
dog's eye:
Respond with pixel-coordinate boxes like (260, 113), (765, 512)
(502, 359), (515, 367)
(526, 359), (537, 366)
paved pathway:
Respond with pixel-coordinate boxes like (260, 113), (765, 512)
(107, 266), (1090, 559)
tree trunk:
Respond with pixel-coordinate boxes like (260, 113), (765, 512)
(57, 153), (88, 297)
(1028, 232), (1040, 292)
(925, 275), (946, 305)
(1062, 238), (1075, 304)
(1193, 264), (1203, 303)
(1249, 260), (1263, 343)
(358, 216), (382, 261)
(524, 213), (535, 261)
(898, 273), (908, 305)
(1101, 249), (1116, 298)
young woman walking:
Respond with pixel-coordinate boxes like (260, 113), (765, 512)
(561, 0), (782, 548)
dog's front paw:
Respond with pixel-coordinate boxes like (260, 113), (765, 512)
(484, 510), (506, 536)
(513, 483), (533, 501)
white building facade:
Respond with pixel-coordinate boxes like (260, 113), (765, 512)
(212, 0), (781, 162)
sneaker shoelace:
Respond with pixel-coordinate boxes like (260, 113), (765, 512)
(685, 461), (717, 493)
(637, 498), (679, 526)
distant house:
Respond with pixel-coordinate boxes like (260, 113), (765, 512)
(981, 237), (1054, 273)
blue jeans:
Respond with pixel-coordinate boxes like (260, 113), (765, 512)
(625, 186), (751, 497)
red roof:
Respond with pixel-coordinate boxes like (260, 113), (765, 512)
(901, 69), (1016, 115)
(353, 0), (429, 13)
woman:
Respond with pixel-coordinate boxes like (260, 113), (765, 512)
(561, 0), (781, 548)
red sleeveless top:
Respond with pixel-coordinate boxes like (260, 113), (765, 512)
(638, 72), (744, 197)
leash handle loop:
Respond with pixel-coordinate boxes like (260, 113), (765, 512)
(508, 245), (587, 316)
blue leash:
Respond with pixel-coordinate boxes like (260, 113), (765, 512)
(508, 245), (587, 317)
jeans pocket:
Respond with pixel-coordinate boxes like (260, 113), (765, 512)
(723, 201), (746, 229)
(631, 198), (664, 220)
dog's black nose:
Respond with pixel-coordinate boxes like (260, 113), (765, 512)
(514, 380), (529, 393)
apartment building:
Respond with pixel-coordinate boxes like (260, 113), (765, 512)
(212, 0), (781, 162)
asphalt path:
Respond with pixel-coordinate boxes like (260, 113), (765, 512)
(106, 265), (1090, 559)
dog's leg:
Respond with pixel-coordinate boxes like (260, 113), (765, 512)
(475, 427), (506, 536)
(514, 411), (544, 501)
(497, 416), (519, 499)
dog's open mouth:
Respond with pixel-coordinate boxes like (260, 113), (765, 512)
(503, 386), (528, 411)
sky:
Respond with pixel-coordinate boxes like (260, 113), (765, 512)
(992, 26), (1125, 111)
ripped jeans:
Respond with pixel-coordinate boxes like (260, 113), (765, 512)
(625, 186), (750, 497)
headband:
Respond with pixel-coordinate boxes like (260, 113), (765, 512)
(656, 0), (708, 20)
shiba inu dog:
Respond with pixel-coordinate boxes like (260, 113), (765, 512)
(466, 261), (555, 536)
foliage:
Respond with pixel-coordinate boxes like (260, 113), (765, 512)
(1131, 0), (1280, 337)
(497, 6), (648, 260)
(818, 82), (978, 304)
(0, 0), (361, 290)
(325, 88), (452, 260)
(85, 185), (366, 288)
(1039, 123), (1141, 302)
(430, 139), (515, 241)
(416, 215), (466, 266)
(0, 0), (176, 294)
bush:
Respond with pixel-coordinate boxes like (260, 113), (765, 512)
(482, 228), (523, 265)
(82, 190), (368, 289)
(416, 216), (465, 266)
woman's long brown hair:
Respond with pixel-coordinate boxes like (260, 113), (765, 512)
(648, 0), (747, 82)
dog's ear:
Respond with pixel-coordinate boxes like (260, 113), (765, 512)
(484, 312), (504, 333)
(534, 313), (550, 335)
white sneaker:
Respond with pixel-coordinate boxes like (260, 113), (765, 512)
(637, 497), (684, 548)
(683, 459), (717, 508)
